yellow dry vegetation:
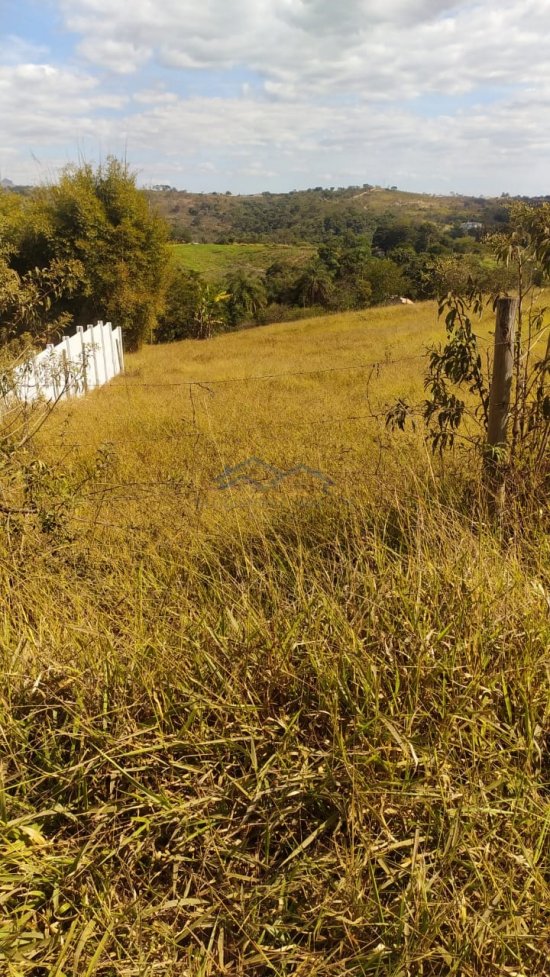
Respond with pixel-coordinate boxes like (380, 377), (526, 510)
(2, 299), (548, 977)
(41, 300), (476, 538)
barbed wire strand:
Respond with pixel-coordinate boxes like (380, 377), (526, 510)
(43, 406), (397, 451)
(104, 352), (426, 389)
(15, 343), (525, 539)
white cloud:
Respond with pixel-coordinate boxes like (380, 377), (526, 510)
(3, 64), (550, 193)
(0, 62), (125, 157)
(76, 90), (550, 193)
(2, 1), (550, 193)
(77, 37), (152, 74)
(0, 33), (49, 64)
(56, 0), (550, 102)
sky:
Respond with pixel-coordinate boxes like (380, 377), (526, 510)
(1, 0), (550, 195)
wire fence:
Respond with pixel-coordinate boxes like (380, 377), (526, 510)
(13, 338), (511, 539)
(20, 348), (435, 539)
(113, 352), (425, 388)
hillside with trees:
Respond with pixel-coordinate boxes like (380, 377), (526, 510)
(0, 170), (547, 345)
(150, 185), (531, 338)
(147, 183), (516, 245)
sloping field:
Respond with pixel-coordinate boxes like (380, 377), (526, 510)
(40, 301), (446, 535)
(171, 242), (314, 281)
(2, 304), (549, 977)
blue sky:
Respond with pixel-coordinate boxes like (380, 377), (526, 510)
(2, 0), (550, 194)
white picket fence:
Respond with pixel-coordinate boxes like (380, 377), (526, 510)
(10, 321), (124, 404)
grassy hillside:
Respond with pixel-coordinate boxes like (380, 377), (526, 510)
(39, 301), (449, 500)
(338, 186), (490, 219)
(2, 303), (549, 976)
(172, 242), (314, 281)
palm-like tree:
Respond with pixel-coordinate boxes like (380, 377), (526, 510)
(293, 261), (334, 308)
(225, 271), (267, 325)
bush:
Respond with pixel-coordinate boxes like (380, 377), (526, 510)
(156, 267), (230, 341)
(156, 267), (205, 342)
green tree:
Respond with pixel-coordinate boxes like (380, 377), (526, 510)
(156, 268), (229, 342)
(337, 239), (371, 281)
(155, 268), (204, 342)
(0, 190), (25, 262)
(293, 261), (334, 308)
(17, 159), (169, 350)
(1, 189), (83, 345)
(265, 261), (300, 305)
(362, 258), (405, 304)
(192, 283), (230, 339)
(372, 219), (415, 255)
(0, 258), (83, 347)
(317, 240), (343, 276)
(424, 254), (516, 299)
(414, 221), (440, 253)
(224, 271), (267, 326)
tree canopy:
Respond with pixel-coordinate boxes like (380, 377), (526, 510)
(4, 159), (169, 350)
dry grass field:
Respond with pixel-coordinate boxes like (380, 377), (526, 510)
(41, 302), (444, 521)
(2, 301), (549, 976)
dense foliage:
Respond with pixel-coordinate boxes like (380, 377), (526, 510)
(1, 159), (169, 350)
(158, 231), (520, 340)
(1, 173), (547, 354)
(153, 189), (546, 339)
(152, 184), (517, 246)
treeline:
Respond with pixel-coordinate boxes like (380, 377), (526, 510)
(168, 194), (378, 245)
(0, 161), (535, 351)
(157, 193), (521, 340)
(157, 233), (522, 341)
(156, 185), (514, 246)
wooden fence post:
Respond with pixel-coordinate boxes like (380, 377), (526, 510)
(484, 296), (518, 500)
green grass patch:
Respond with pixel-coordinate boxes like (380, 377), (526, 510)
(171, 242), (315, 281)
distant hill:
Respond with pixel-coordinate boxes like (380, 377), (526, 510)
(0, 180), (33, 195)
(4, 180), (548, 244)
(146, 184), (522, 245)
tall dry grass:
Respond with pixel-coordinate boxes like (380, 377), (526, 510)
(1, 303), (549, 976)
